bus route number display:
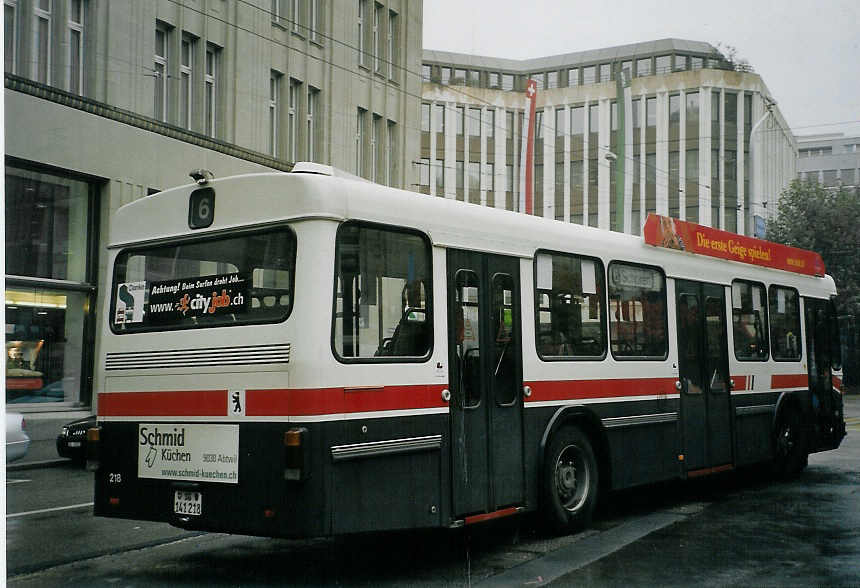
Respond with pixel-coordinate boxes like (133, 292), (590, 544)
(189, 187), (215, 229)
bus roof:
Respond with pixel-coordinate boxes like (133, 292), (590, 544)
(109, 167), (837, 298)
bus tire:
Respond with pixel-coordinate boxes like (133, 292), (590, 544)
(773, 408), (808, 479)
(542, 426), (599, 534)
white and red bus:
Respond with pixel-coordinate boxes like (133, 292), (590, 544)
(92, 163), (846, 536)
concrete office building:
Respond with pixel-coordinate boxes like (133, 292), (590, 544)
(4, 0), (422, 411)
(419, 39), (796, 238)
(796, 133), (860, 189)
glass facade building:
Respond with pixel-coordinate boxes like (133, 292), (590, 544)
(420, 39), (797, 236)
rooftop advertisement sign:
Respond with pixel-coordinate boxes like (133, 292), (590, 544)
(642, 214), (826, 277)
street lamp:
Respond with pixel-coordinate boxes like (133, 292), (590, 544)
(748, 96), (776, 237)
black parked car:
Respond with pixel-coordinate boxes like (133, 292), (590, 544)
(57, 415), (96, 463)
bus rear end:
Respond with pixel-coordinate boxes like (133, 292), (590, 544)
(93, 177), (332, 538)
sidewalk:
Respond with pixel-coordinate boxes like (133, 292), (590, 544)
(8, 409), (92, 471)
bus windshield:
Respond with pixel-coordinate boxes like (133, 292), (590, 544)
(110, 227), (296, 333)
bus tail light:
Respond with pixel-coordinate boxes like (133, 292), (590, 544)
(284, 427), (309, 481)
(86, 426), (101, 472)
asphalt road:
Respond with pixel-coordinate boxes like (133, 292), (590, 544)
(7, 397), (859, 586)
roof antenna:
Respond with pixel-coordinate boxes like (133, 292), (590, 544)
(189, 169), (214, 185)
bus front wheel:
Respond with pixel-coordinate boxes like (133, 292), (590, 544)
(542, 426), (599, 534)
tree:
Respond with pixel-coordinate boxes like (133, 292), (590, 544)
(768, 180), (860, 316)
(768, 180), (860, 389)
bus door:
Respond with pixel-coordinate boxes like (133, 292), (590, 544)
(447, 249), (525, 517)
(675, 280), (733, 472)
(803, 297), (840, 445)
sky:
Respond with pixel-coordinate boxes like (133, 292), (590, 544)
(423, 0), (860, 138)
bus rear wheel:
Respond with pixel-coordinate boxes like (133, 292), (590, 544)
(773, 408), (808, 478)
(542, 426), (598, 534)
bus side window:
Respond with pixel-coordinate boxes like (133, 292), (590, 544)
(731, 280), (769, 361)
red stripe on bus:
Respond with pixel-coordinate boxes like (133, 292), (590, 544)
(832, 375), (842, 393)
(525, 377), (677, 402)
(464, 507), (520, 525)
(246, 385), (449, 416)
(771, 374), (808, 389)
(100, 390), (227, 416)
(731, 375), (749, 391)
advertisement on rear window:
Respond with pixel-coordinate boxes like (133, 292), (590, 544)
(137, 424), (239, 484)
(145, 272), (249, 325)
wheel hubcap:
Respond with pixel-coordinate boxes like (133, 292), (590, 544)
(555, 444), (589, 513)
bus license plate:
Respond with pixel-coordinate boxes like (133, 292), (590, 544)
(174, 491), (202, 516)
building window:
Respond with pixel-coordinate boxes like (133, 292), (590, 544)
(646, 97), (657, 127)
(531, 72), (544, 90)
(33, 0), (51, 84)
(420, 102), (430, 133)
(205, 45), (218, 137)
(582, 66), (595, 85)
(547, 70), (558, 89)
(691, 56), (703, 70)
(482, 163), (494, 191)
(271, 0), (281, 21)
(502, 73), (513, 91)
(599, 63), (610, 83)
(567, 68), (578, 86)
(434, 103), (444, 134)
(421, 64), (431, 82)
(307, 87), (319, 161)
(488, 72), (500, 89)
(656, 55), (671, 73)
(468, 69), (480, 87)
(5, 164), (98, 407)
(441, 67), (451, 85)
(468, 161), (480, 192)
(371, 114), (380, 182)
(506, 164), (513, 192)
(269, 72), (281, 156)
(453, 68), (466, 85)
(386, 120), (396, 186)
(556, 108), (566, 137)
(373, 2), (381, 73)
(180, 36), (194, 130)
(356, 108), (366, 176)
(435, 159), (444, 192)
(357, 0), (365, 67)
(484, 109), (494, 138)
(506, 110), (514, 139)
(290, 0), (300, 33)
(154, 23), (168, 122)
(418, 157), (429, 187)
(309, 0), (319, 41)
(5, 0), (17, 74)
(67, 0), (84, 94)
(288, 78), (300, 161)
(456, 105), (465, 135)
(468, 107), (481, 137)
(456, 161), (464, 192)
(636, 58), (651, 77)
(388, 10), (397, 78)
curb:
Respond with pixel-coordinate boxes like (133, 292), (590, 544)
(7, 458), (75, 472)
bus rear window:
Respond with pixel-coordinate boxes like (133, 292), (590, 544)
(110, 227), (296, 332)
